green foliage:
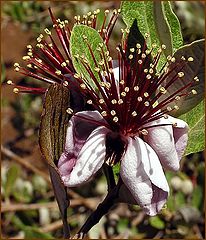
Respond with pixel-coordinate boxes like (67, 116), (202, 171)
(70, 25), (107, 90)
(149, 216), (165, 229)
(121, 1), (183, 70)
(180, 101), (205, 155)
(4, 164), (20, 199)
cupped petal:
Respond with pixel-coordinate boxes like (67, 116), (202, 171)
(120, 137), (169, 216)
(61, 126), (110, 187)
(58, 110), (106, 178)
(167, 116), (189, 160)
(143, 117), (179, 171)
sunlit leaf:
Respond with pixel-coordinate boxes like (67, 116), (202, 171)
(121, 1), (182, 70)
(70, 25), (107, 89)
(180, 101), (204, 155)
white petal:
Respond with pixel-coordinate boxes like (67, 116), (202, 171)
(58, 110), (106, 176)
(120, 137), (169, 216)
(61, 126), (109, 187)
(167, 116), (189, 160)
(144, 117), (180, 171)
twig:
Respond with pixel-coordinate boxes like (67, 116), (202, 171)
(1, 198), (99, 213)
(1, 145), (50, 183)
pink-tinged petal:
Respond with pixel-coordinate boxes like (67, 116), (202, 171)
(61, 126), (110, 187)
(168, 116), (189, 160)
(144, 117), (180, 171)
(58, 110), (106, 176)
(120, 137), (169, 216)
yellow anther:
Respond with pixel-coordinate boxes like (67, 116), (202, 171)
(181, 56), (186, 61)
(66, 108), (73, 114)
(137, 97), (142, 102)
(130, 48), (135, 53)
(27, 64), (32, 68)
(161, 44), (166, 49)
(118, 99), (123, 104)
(7, 80), (13, 85)
(63, 81), (68, 87)
(113, 116), (118, 122)
(105, 82), (111, 89)
(171, 57), (176, 63)
(14, 63), (20, 67)
(191, 89), (197, 95)
(120, 80), (125, 85)
(141, 53), (146, 58)
(174, 105), (179, 110)
(138, 60), (143, 64)
(136, 43), (141, 49)
(131, 111), (137, 117)
(99, 99), (105, 104)
(194, 76), (199, 82)
(55, 70), (61, 75)
(141, 129), (148, 135)
(167, 55), (172, 61)
(14, 67), (20, 72)
(144, 69), (148, 73)
(128, 54), (133, 59)
(145, 50), (150, 55)
(144, 101), (150, 106)
(178, 72), (184, 78)
(101, 111), (107, 116)
(44, 28), (51, 35)
(121, 92), (126, 97)
(175, 96), (181, 100)
(152, 43), (157, 48)
(104, 9), (109, 14)
(61, 62), (67, 67)
(111, 99), (117, 104)
(146, 74), (151, 79)
(149, 68), (154, 74)
(27, 45), (32, 49)
(144, 92), (149, 97)
(167, 106), (172, 111)
(188, 57), (194, 62)
(124, 87), (129, 92)
(111, 110), (116, 116)
(159, 87), (167, 94)
(134, 86), (139, 91)
(22, 56), (30, 61)
(80, 83), (86, 89)
(94, 67), (100, 72)
(87, 99), (93, 104)
(13, 88), (19, 94)
(74, 73), (81, 79)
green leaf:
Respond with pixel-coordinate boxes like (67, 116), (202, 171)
(149, 216), (165, 229)
(4, 164), (20, 198)
(113, 162), (121, 183)
(168, 39), (205, 117)
(39, 84), (70, 167)
(191, 185), (203, 210)
(162, 2), (183, 51)
(24, 226), (54, 239)
(70, 25), (107, 89)
(121, 1), (182, 70)
(179, 101), (204, 155)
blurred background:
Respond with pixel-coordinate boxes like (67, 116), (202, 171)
(1, 1), (205, 239)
